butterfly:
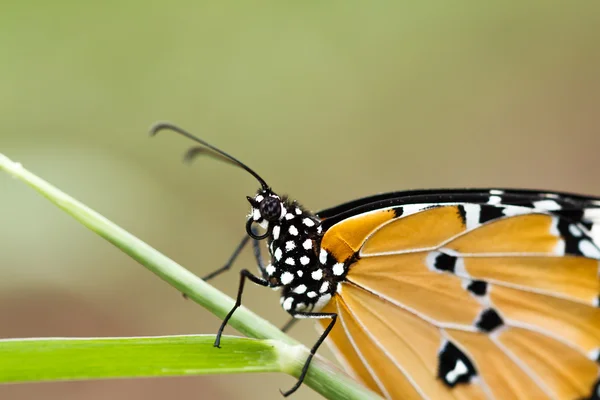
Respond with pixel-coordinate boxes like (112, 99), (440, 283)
(151, 122), (600, 400)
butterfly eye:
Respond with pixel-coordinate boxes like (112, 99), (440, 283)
(259, 197), (281, 222)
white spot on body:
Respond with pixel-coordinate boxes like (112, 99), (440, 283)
(285, 241), (296, 251)
(320, 281), (329, 293)
(303, 218), (315, 227)
(285, 213), (295, 220)
(303, 239), (312, 250)
(252, 208), (261, 221)
(311, 269), (323, 280)
(579, 240), (600, 259)
(295, 207), (302, 215)
(488, 195), (502, 205)
(533, 199), (561, 211)
(307, 291), (317, 298)
(296, 302), (307, 311)
(280, 204), (287, 219)
(289, 225), (299, 236)
(293, 284), (307, 294)
(280, 271), (294, 285)
(297, 270), (303, 277)
(283, 297), (294, 311)
(285, 257), (296, 266)
(272, 225), (280, 240)
(266, 264), (276, 276)
(317, 226), (322, 234)
(332, 263), (345, 276)
(255, 195), (264, 202)
(274, 248), (283, 261)
(300, 256), (311, 265)
(319, 249), (328, 264)
(445, 360), (468, 384)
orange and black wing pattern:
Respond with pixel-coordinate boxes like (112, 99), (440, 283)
(317, 190), (600, 400)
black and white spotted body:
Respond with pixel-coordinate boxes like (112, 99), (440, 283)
(248, 189), (338, 315)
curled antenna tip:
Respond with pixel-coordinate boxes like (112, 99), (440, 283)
(183, 146), (205, 163)
(149, 121), (175, 137)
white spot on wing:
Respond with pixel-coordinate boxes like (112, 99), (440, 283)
(502, 205), (531, 217)
(289, 225), (299, 236)
(445, 360), (468, 384)
(454, 257), (468, 277)
(320, 281), (329, 293)
(285, 213), (295, 220)
(462, 204), (481, 230)
(280, 271), (294, 285)
(579, 239), (600, 259)
(569, 224), (582, 237)
(550, 217), (566, 255)
(534, 199), (561, 211)
(272, 225), (280, 240)
(297, 270), (303, 277)
(590, 223), (600, 247)
(295, 207), (302, 215)
(307, 291), (317, 298)
(489, 190), (504, 195)
(332, 263), (345, 276)
(285, 241), (296, 251)
(311, 269), (323, 280)
(488, 195), (502, 205)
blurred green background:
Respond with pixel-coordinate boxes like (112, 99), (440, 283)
(1, 2), (599, 399)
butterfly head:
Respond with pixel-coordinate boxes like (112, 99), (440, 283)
(246, 189), (286, 235)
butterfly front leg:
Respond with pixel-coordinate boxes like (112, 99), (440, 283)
(213, 269), (276, 348)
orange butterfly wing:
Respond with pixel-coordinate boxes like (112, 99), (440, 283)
(319, 204), (600, 399)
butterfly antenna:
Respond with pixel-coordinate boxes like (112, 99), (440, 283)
(183, 146), (240, 168)
(150, 122), (269, 190)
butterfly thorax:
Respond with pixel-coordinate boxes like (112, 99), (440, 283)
(248, 189), (339, 314)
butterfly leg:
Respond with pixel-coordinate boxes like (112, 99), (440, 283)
(280, 317), (298, 333)
(202, 235), (251, 281)
(213, 269), (271, 348)
(251, 236), (269, 278)
(280, 311), (337, 397)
